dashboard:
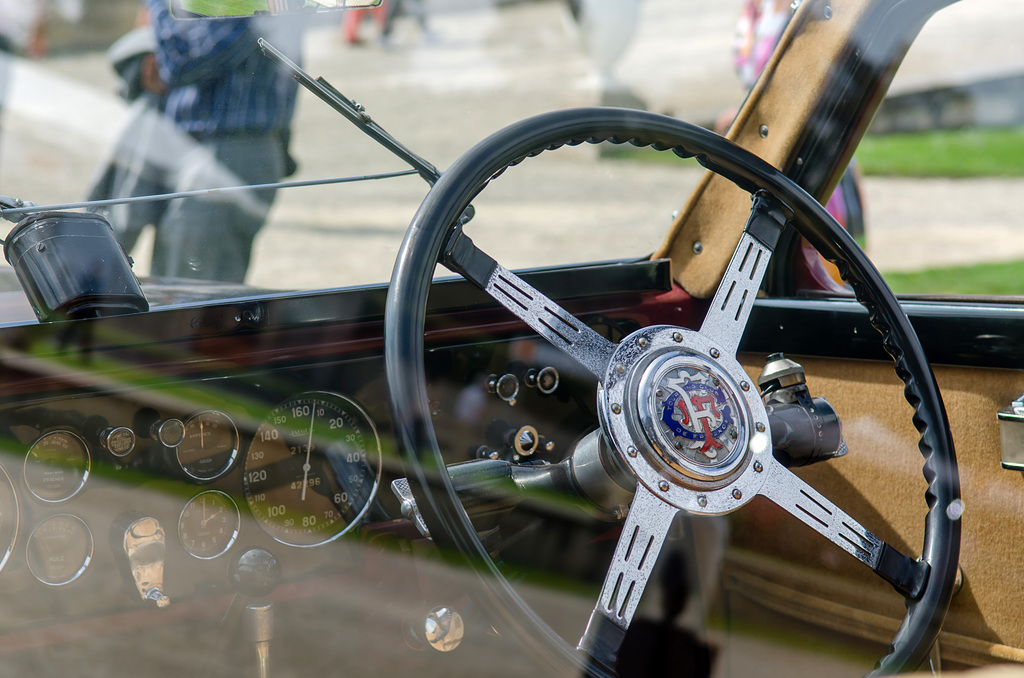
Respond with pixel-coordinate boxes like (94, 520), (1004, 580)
(0, 259), (676, 666)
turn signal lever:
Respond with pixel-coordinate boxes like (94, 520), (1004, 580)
(758, 353), (846, 467)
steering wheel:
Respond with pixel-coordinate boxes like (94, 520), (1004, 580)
(384, 107), (960, 677)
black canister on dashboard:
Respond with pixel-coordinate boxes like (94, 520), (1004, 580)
(3, 211), (149, 322)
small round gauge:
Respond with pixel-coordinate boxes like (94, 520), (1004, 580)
(27, 514), (94, 586)
(24, 430), (91, 503)
(244, 391), (382, 547)
(177, 410), (239, 481)
(0, 464), (19, 574)
(178, 490), (241, 559)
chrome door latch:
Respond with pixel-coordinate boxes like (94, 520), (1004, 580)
(997, 393), (1024, 470)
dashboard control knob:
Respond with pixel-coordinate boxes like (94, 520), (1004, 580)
(100, 426), (136, 457)
(150, 418), (186, 448)
(229, 548), (282, 598)
(524, 366), (559, 394)
(510, 425), (539, 457)
(120, 516), (169, 609)
(487, 373), (519, 405)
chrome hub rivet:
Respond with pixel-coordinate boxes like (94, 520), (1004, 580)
(697, 496), (708, 508)
(658, 480), (670, 492)
(741, 381), (750, 391)
(672, 332), (683, 343)
(627, 446), (638, 458)
(637, 337), (649, 348)
(710, 348), (720, 359)
(611, 403), (622, 415)
(754, 461), (763, 473)
(756, 422), (766, 433)
(616, 363), (626, 374)
(732, 488), (743, 500)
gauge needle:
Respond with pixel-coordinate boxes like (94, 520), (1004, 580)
(301, 407), (314, 501)
(202, 510), (222, 528)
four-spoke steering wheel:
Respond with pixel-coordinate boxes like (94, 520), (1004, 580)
(384, 107), (960, 677)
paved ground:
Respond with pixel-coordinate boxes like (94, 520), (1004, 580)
(4, 0), (1024, 289)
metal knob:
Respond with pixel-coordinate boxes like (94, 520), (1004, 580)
(487, 373), (520, 405)
(229, 548), (282, 598)
(525, 366), (559, 394)
(100, 426), (136, 457)
(150, 418), (185, 447)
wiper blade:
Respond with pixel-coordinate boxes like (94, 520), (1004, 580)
(259, 38), (441, 186)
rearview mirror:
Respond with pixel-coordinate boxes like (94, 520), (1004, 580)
(171, 0), (382, 18)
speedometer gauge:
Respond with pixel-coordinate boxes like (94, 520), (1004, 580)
(244, 392), (381, 547)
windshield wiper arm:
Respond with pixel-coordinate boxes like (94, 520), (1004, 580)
(259, 38), (441, 186)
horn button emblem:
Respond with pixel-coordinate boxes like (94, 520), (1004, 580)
(637, 355), (749, 483)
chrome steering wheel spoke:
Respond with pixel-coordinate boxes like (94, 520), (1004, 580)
(700, 192), (789, 355)
(759, 455), (929, 599)
(577, 485), (679, 669)
(443, 229), (617, 381)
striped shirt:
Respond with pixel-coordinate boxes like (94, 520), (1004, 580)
(145, 0), (303, 137)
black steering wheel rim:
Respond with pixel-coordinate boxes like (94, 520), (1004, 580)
(384, 107), (959, 677)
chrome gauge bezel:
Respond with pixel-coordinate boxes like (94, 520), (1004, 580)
(243, 391), (383, 548)
(178, 489), (241, 559)
(0, 464), (18, 575)
(23, 430), (92, 504)
(177, 410), (240, 481)
(26, 514), (94, 586)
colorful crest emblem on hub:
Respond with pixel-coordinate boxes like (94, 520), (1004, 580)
(653, 365), (744, 470)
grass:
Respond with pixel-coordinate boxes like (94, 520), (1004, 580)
(606, 126), (1024, 178)
(883, 259), (1024, 296)
(604, 126), (1024, 294)
(856, 126), (1024, 177)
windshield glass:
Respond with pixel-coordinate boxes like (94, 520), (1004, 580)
(1, 0), (737, 300)
(3, 0), (1021, 304)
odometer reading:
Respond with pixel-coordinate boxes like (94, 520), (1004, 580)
(244, 392), (382, 547)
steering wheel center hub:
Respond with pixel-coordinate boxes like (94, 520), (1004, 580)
(600, 325), (770, 508)
(638, 354), (747, 481)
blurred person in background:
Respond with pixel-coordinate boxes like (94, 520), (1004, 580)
(102, 0), (305, 283)
(0, 0), (82, 188)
